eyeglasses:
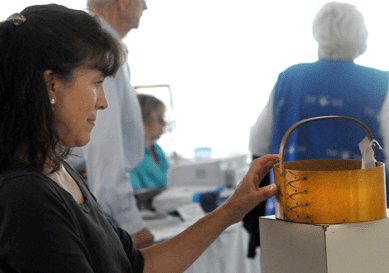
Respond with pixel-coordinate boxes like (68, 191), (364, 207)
(149, 117), (166, 124)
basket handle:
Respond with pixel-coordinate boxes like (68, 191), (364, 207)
(278, 116), (375, 175)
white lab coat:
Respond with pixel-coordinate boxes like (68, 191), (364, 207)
(72, 15), (145, 234)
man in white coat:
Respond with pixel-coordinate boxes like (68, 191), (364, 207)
(77, 0), (153, 248)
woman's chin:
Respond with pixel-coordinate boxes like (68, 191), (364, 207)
(67, 136), (91, 148)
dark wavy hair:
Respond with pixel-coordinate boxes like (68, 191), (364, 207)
(0, 4), (124, 172)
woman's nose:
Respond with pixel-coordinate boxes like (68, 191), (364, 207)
(97, 87), (108, 110)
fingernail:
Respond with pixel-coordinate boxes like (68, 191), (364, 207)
(269, 184), (277, 192)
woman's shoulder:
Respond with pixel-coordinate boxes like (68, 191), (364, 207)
(282, 61), (317, 74)
(353, 63), (389, 77)
(0, 161), (46, 182)
(0, 161), (59, 203)
(153, 143), (169, 156)
(153, 143), (164, 152)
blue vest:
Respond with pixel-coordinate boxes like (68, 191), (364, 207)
(266, 59), (388, 214)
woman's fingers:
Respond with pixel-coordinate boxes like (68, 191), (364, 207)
(246, 154), (279, 188)
(253, 184), (277, 204)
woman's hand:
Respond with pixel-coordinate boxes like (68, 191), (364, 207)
(220, 154), (279, 225)
(131, 228), (154, 249)
(141, 154), (279, 273)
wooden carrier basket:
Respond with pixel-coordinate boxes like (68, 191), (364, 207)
(273, 116), (387, 224)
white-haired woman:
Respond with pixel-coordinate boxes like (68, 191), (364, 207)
(246, 1), (389, 254)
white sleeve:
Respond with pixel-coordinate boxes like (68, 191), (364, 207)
(248, 86), (275, 156)
(66, 147), (86, 172)
(82, 66), (145, 235)
(379, 80), (389, 169)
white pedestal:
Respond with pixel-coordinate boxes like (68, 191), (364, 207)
(259, 214), (389, 273)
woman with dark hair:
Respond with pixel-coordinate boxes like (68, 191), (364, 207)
(130, 94), (170, 189)
(0, 4), (279, 273)
(0, 4), (123, 172)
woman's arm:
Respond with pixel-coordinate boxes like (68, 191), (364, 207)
(141, 154), (279, 273)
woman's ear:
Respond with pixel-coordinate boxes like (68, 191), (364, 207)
(43, 70), (57, 100)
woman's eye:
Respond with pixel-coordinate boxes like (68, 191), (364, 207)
(95, 80), (104, 86)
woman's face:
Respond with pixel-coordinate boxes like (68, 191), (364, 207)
(144, 106), (166, 141)
(46, 67), (108, 147)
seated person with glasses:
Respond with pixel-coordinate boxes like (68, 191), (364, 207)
(130, 94), (170, 189)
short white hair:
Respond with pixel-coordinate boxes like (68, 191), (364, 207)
(87, 0), (116, 8)
(312, 1), (368, 61)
